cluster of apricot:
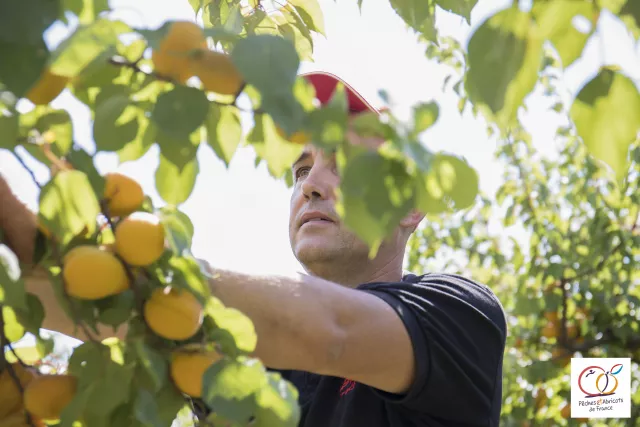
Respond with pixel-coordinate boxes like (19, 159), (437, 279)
(0, 362), (75, 426)
(65, 173), (220, 398)
(23, 20), (310, 146)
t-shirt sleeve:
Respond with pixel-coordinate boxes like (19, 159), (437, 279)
(359, 273), (507, 420)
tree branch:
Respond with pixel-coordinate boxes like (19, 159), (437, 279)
(107, 57), (257, 113)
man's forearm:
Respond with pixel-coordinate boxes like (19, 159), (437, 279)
(205, 267), (354, 374)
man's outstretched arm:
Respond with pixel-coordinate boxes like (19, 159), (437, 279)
(204, 266), (416, 395)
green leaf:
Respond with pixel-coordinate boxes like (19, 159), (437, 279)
(14, 293), (46, 334)
(156, 127), (200, 171)
(0, 256), (27, 310)
(59, 384), (93, 427)
(169, 256), (213, 302)
(2, 305), (25, 343)
(620, 0), (640, 39)
(202, 357), (267, 424)
(152, 85), (209, 139)
(465, 6), (544, 130)
(84, 361), (135, 417)
(97, 290), (135, 328)
(248, 114), (304, 179)
(133, 340), (168, 392)
(389, 0), (438, 41)
(0, 110), (19, 149)
(231, 35), (304, 136)
(49, 19), (128, 78)
(0, 38), (49, 98)
(65, 146), (106, 197)
(68, 341), (112, 387)
(38, 170), (101, 244)
(93, 92), (140, 152)
(411, 101), (439, 137)
(155, 153), (199, 206)
(158, 207), (194, 256)
(117, 119), (156, 163)
(155, 381), (187, 426)
(209, 307), (257, 354)
(288, 0), (326, 35)
(436, 0), (478, 23)
(37, 109), (74, 156)
(274, 15), (314, 64)
(532, 0), (597, 68)
(337, 149), (415, 256)
(570, 68), (640, 183)
(252, 372), (301, 427)
(206, 104), (242, 167)
(416, 153), (479, 214)
(188, 0), (205, 13)
(64, 0), (111, 25)
(0, 0), (59, 46)
(202, 27), (243, 45)
(134, 389), (164, 427)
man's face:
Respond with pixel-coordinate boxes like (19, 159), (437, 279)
(288, 144), (368, 268)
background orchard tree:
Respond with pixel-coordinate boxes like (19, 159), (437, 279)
(0, 0), (639, 426)
(407, 14), (640, 427)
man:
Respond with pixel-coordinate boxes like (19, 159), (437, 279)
(0, 72), (507, 427)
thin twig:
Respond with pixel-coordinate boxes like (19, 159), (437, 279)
(0, 306), (37, 427)
(10, 150), (42, 189)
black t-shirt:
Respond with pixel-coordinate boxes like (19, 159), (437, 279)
(269, 272), (507, 427)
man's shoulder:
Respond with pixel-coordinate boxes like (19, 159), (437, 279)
(360, 271), (507, 333)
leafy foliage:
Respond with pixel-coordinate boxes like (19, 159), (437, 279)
(0, 0), (638, 425)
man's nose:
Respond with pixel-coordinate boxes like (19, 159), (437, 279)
(301, 164), (333, 200)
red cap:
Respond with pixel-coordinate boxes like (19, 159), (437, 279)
(301, 71), (379, 115)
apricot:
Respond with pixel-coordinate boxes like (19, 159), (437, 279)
(543, 311), (558, 323)
(0, 411), (46, 427)
(115, 212), (165, 266)
(103, 173), (144, 217)
(541, 322), (558, 338)
(151, 21), (207, 83)
(23, 374), (77, 421)
(63, 245), (129, 300)
(143, 287), (204, 340)
(190, 50), (244, 96)
(170, 347), (223, 397)
(25, 68), (69, 105)
(0, 364), (38, 419)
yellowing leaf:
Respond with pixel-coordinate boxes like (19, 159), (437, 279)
(466, 7), (544, 130)
(532, 0), (598, 68)
(570, 68), (640, 184)
(289, 0), (326, 36)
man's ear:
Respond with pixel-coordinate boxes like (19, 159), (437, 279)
(399, 208), (425, 231)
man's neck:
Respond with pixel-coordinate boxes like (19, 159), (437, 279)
(303, 250), (405, 288)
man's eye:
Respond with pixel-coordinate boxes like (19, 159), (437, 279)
(295, 167), (310, 180)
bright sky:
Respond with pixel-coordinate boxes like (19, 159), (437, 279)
(1, 0), (638, 350)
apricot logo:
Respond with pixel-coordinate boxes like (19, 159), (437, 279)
(578, 363), (623, 397)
